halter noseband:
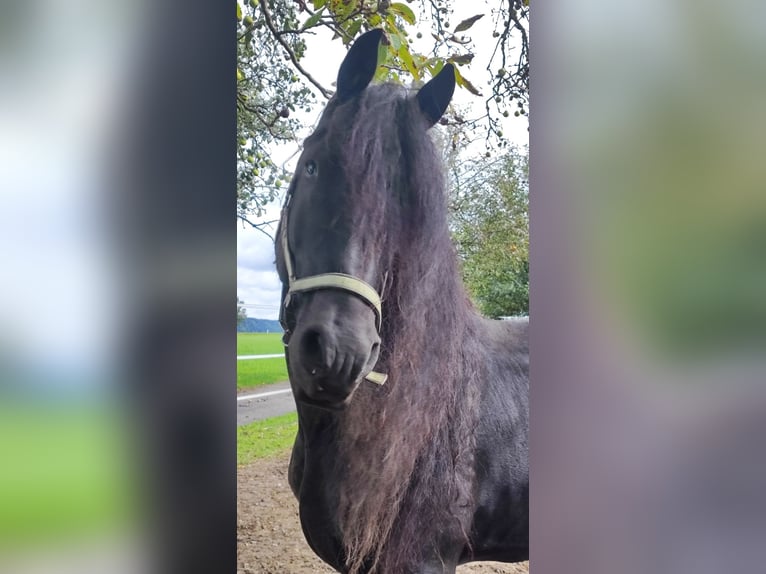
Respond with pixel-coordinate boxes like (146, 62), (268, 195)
(278, 194), (388, 386)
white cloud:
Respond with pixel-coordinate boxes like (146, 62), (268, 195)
(237, 224), (282, 319)
(237, 224), (278, 271)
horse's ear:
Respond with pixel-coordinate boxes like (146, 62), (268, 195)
(336, 29), (384, 102)
(416, 63), (456, 127)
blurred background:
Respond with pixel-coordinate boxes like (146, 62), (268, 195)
(0, 0), (234, 572)
(532, 1), (766, 572)
(0, 0), (143, 571)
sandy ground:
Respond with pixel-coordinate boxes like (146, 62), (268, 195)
(237, 452), (529, 574)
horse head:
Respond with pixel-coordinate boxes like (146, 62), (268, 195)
(276, 29), (455, 408)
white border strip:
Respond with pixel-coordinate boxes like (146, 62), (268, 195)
(237, 388), (292, 402)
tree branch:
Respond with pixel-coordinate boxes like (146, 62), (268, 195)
(238, 215), (279, 241)
(260, 0), (333, 99)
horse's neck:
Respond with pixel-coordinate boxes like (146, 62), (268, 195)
(297, 405), (337, 442)
(396, 282), (477, 350)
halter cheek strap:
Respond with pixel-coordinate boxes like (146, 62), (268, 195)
(278, 203), (388, 386)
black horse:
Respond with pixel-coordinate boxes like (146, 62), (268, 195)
(275, 29), (528, 574)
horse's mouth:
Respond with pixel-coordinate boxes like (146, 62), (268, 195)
(293, 384), (355, 411)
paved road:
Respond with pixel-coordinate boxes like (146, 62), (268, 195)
(237, 381), (295, 426)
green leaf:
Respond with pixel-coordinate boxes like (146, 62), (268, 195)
(345, 19), (363, 42)
(236, 2), (242, 21)
(398, 45), (419, 81)
(237, 68), (244, 82)
(453, 67), (482, 96)
(377, 41), (388, 68)
(389, 2), (416, 25)
(334, 0), (358, 19)
(302, 7), (324, 29)
(312, 0), (327, 8)
(454, 14), (484, 33)
(388, 25), (402, 50)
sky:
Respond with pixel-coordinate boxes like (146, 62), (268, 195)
(237, 2), (530, 319)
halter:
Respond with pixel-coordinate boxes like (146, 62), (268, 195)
(278, 193), (388, 386)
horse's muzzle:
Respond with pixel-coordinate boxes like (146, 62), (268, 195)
(288, 298), (381, 406)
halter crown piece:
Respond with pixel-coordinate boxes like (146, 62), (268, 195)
(278, 195), (388, 386)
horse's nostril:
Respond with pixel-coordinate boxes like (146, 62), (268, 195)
(370, 341), (380, 356)
(301, 328), (322, 356)
(300, 327), (329, 372)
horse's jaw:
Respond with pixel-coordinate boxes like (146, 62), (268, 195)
(291, 377), (361, 411)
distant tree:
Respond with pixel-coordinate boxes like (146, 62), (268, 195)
(237, 298), (248, 326)
(237, 0), (530, 231)
(449, 146), (528, 317)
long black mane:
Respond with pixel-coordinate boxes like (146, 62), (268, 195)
(321, 82), (488, 573)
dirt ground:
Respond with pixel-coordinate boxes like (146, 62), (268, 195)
(237, 453), (529, 574)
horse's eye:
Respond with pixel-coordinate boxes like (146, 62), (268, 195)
(305, 160), (317, 176)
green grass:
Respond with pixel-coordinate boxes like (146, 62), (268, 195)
(237, 332), (284, 355)
(237, 333), (289, 390)
(237, 412), (298, 465)
(0, 402), (134, 553)
(237, 357), (289, 390)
